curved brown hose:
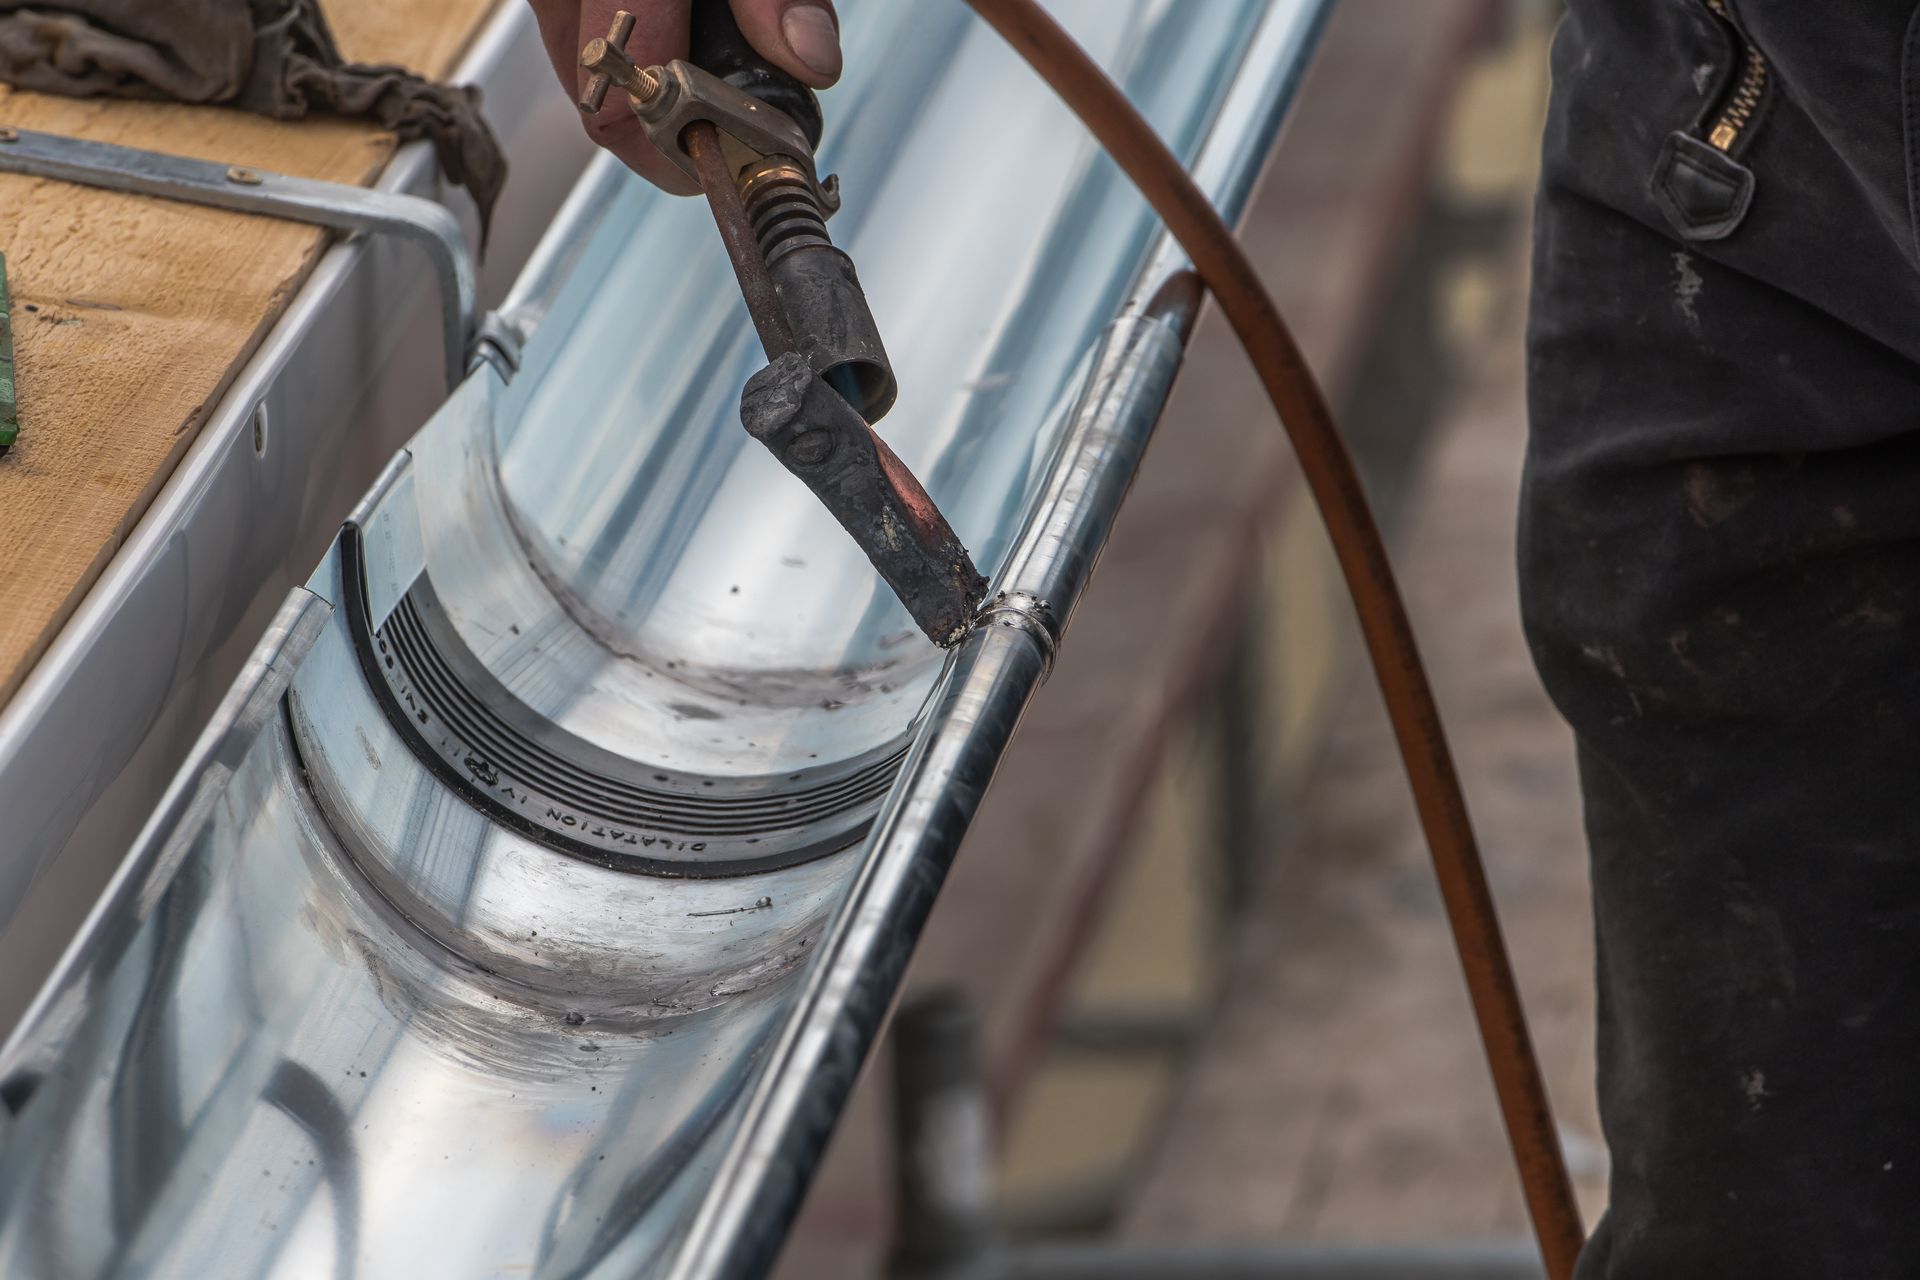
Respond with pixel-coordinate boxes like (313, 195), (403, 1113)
(963, 1), (1585, 1274)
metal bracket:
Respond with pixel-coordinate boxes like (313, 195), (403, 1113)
(466, 310), (524, 383)
(0, 127), (476, 391)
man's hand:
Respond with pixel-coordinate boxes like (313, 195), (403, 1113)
(528, 0), (841, 194)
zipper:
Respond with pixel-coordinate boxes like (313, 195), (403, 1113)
(1703, 0), (1769, 152)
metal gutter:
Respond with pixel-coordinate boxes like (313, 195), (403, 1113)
(0, 3), (1332, 1273)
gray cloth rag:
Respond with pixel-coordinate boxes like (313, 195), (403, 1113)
(0, 0), (505, 240)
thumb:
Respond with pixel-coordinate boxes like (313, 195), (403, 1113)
(726, 0), (842, 88)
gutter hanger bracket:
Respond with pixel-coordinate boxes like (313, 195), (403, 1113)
(0, 127), (477, 392)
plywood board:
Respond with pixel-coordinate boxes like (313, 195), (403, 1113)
(0, 0), (498, 704)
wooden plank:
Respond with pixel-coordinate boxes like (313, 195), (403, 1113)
(0, 0), (498, 705)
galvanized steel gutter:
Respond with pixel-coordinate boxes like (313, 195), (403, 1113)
(0, 2), (1331, 1274)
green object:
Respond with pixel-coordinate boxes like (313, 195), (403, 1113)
(0, 252), (15, 455)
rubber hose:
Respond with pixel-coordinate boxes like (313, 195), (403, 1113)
(962, 2), (1586, 1275)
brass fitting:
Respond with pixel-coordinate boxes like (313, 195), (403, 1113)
(578, 11), (662, 114)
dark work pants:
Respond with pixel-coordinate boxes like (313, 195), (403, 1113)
(1525, 2), (1920, 1276)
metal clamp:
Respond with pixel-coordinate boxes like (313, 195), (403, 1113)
(0, 128), (476, 391)
(630, 62), (836, 213)
(973, 589), (1059, 679)
(577, 19), (837, 217)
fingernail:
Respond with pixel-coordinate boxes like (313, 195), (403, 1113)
(781, 5), (841, 81)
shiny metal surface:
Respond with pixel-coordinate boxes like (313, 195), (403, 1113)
(666, 311), (1187, 1280)
(0, 1), (1329, 1274)
(475, 0), (1281, 780)
(0, 129), (475, 390)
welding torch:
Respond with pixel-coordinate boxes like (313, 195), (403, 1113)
(577, 4), (987, 648)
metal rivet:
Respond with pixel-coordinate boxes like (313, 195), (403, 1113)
(250, 403), (268, 457)
(788, 430), (834, 465)
(0, 129), (18, 144)
(226, 165), (262, 186)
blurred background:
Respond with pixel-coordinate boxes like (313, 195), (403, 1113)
(777, 1), (1599, 1275)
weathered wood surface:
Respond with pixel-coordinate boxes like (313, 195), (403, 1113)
(0, 0), (497, 705)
